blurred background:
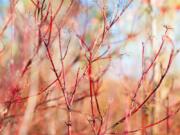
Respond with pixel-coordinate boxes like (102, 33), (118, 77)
(0, 0), (180, 135)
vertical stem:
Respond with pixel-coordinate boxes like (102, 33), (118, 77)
(67, 109), (72, 135)
(58, 29), (72, 135)
(88, 52), (95, 126)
